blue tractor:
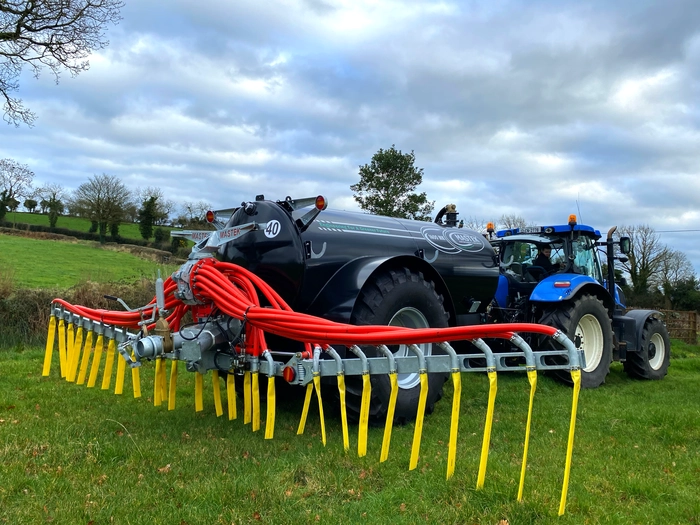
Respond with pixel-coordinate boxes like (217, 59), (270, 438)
(487, 216), (670, 388)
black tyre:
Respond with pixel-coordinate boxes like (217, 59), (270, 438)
(539, 295), (613, 388)
(623, 318), (670, 380)
(347, 267), (449, 425)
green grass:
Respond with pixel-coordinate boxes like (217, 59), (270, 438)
(4, 211), (175, 241)
(1, 348), (699, 524)
(0, 234), (179, 288)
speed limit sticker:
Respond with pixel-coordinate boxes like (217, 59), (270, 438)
(264, 220), (281, 238)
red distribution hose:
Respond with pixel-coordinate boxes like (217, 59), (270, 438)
(52, 258), (559, 353)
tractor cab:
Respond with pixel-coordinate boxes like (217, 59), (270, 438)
(490, 218), (606, 319)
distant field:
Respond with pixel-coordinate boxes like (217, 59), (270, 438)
(4, 211), (176, 240)
(0, 234), (179, 289)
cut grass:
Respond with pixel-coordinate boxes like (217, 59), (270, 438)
(0, 234), (179, 289)
(1, 349), (699, 524)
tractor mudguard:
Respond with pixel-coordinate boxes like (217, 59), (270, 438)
(621, 309), (663, 352)
(305, 254), (453, 324)
(529, 274), (614, 312)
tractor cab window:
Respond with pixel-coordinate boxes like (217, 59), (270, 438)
(500, 239), (565, 281)
(571, 236), (603, 280)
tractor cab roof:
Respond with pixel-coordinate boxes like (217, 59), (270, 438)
(495, 223), (601, 241)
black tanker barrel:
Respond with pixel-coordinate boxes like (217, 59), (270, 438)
(219, 199), (499, 324)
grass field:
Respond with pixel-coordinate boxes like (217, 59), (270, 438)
(1, 347), (699, 524)
(0, 234), (179, 289)
(4, 211), (175, 241)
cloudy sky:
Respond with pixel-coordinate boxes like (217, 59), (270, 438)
(2, 0), (700, 273)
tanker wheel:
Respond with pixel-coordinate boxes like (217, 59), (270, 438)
(623, 318), (670, 380)
(346, 267), (449, 425)
(539, 294), (613, 388)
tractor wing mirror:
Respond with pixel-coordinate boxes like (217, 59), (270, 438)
(619, 236), (631, 255)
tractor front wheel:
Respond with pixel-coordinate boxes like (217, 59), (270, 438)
(540, 295), (613, 388)
(623, 318), (670, 380)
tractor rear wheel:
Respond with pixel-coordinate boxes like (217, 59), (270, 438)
(539, 294), (613, 388)
(347, 267), (449, 425)
(623, 318), (670, 380)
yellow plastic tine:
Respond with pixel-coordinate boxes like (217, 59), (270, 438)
(518, 369), (538, 501)
(160, 360), (168, 404)
(194, 372), (204, 412)
(379, 372), (398, 463)
(101, 339), (116, 390)
(313, 373), (327, 446)
(264, 375), (276, 440)
(409, 372), (429, 471)
(76, 330), (94, 385)
(297, 382), (314, 435)
(226, 373), (237, 420)
(212, 371), (224, 417)
(337, 375), (349, 451)
(243, 371), (252, 424)
(86, 334), (105, 388)
(66, 324), (80, 382)
(65, 322), (75, 380)
(252, 372), (260, 431)
(131, 353), (141, 398)
(154, 358), (163, 406)
(42, 315), (57, 377)
(476, 371), (498, 489)
(558, 369), (581, 516)
(358, 374), (371, 457)
(168, 360), (179, 411)
(57, 319), (67, 378)
(115, 350), (126, 395)
(446, 370), (462, 480)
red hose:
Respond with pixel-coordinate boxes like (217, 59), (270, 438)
(52, 259), (559, 354)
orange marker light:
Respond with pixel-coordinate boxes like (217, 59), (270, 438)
(315, 195), (327, 211)
(206, 210), (215, 223)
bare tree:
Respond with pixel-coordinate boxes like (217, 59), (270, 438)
(0, 158), (34, 200)
(69, 174), (131, 239)
(462, 216), (490, 232)
(1, 0), (124, 126)
(182, 200), (212, 223)
(618, 224), (671, 295)
(658, 249), (695, 308)
(135, 186), (175, 225)
(499, 213), (528, 230)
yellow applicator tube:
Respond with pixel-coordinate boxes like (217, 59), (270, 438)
(194, 371), (204, 412)
(518, 368), (537, 501)
(67, 323), (81, 382)
(408, 344), (428, 471)
(559, 368), (581, 516)
(476, 370), (497, 488)
(168, 360), (179, 411)
(438, 342), (462, 481)
(226, 372), (237, 420)
(326, 347), (349, 451)
(42, 315), (57, 377)
(76, 330), (94, 385)
(243, 371), (252, 424)
(262, 351), (276, 439)
(349, 345), (371, 458)
(87, 332), (104, 388)
(212, 370), (224, 417)
(102, 338), (116, 390)
(378, 345), (398, 463)
(57, 318), (67, 378)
